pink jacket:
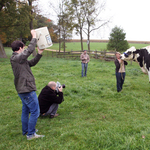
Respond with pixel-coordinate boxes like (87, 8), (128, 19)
(80, 53), (90, 63)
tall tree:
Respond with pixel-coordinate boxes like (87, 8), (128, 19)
(0, 0), (16, 58)
(48, 0), (73, 52)
(28, 0), (37, 56)
(58, 2), (73, 52)
(83, 0), (110, 51)
(59, 12), (73, 52)
(47, 0), (64, 52)
(0, 0), (31, 58)
(35, 15), (58, 42)
(65, 0), (86, 51)
(107, 26), (129, 52)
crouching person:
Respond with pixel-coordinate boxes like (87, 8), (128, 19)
(38, 81), (64, 118)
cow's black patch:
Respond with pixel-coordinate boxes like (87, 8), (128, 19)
(136, 49), (150, 70)
(126, 51), (131, 56)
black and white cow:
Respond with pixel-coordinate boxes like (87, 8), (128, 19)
(120, 46), (150, 82)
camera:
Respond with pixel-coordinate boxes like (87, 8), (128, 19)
(56, 81), (65, 93)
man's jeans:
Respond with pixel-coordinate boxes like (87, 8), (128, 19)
(18, 91), (40, 136)
(81, 63), (88, 77)
(45, 103), (58, 116)
(116, 72), (125, 92)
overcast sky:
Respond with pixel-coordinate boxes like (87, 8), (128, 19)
(38, 0), (150, 41)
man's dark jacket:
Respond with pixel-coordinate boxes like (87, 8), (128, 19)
(10, 38), (42, 93)
(114, 59), (128, 73)
(38, 85), (64, 114)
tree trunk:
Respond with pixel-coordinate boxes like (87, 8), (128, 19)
(80, 27), (83, 51)
(87, 31), (90, 51)
(87, 19), (90, 51)
(87, 35), (90, 51)
(59, 27), (61, 52)
(0, 38), (7, 58)
(64, 29), (66, 53)
(28, 0), (36, 57)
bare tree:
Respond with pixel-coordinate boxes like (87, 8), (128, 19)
(47, 0), (64, 52)
(83, 0), (110, 51)
(47, 0), (73, 52)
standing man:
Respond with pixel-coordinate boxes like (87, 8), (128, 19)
(38, 81), (64, 118)
(10, 30), (44, 140)
(80, 50), (90, 77)
(114, 52), (128, 92)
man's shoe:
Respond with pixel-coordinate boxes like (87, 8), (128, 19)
(50, 113), (59, 119)
(27, 133), (45, 140)
(23, 129), (38, 136)
(40, 113), (48, 117)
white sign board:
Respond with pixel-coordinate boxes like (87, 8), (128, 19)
(35, 27), (53, 49)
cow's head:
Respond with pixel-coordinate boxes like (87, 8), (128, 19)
(120, 46), (140, 61)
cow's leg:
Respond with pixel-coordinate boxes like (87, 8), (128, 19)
(141, 67), (147, 74)
(148, 71), (150, 83)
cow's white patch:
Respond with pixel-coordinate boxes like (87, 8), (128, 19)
(148, 71), (150, 82)
(120, 46), (136, 61)
(143, 45), (150, 54)
(140, 66), (147, 74)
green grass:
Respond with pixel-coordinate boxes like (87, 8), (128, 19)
(1, 47), (150, 149)
(49, 42), (150, 51)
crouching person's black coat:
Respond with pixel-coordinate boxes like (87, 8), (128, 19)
(38, 85), (64, 114)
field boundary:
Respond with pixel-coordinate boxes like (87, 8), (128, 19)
(46, 50), (116, 61)
(66, 39), (150, 44)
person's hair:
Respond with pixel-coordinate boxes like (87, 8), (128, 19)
(48, 81), (56, 89)
(11, 40), (25, 51)
(115, 52), (121, 55)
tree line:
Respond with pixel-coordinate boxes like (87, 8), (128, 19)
(0, 0), (58, 58)
(0, 0), (129, 58)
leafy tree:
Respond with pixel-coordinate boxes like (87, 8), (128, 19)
(34, 15), (58, 43)
(64, 0), (110, 51)
(0, 31), (7, 44)
(58, 12), (73, 52)
(46, 0), (73, 52)
(65, 0), (86, 51)
(49, 28), (58, 43)
(0, 0), (18, 58)
(57, 0), (73, 52)
(0, 0), (31, 58)
(107, 26), (129, 52)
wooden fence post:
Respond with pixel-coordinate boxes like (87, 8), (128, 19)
(104, 49), (106, 60)
(71, 49), (73, 58)
(95, 49), (97, 59)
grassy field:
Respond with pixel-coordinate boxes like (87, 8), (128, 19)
(1, 46), (150, 149)
(49, 42), (150, 51)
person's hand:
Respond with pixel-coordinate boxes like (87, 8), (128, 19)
(118, 59), (121, 63)
(58, 86), (63, 92)
(31, 30), (36, 39)
(37, 47), (44, 54)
